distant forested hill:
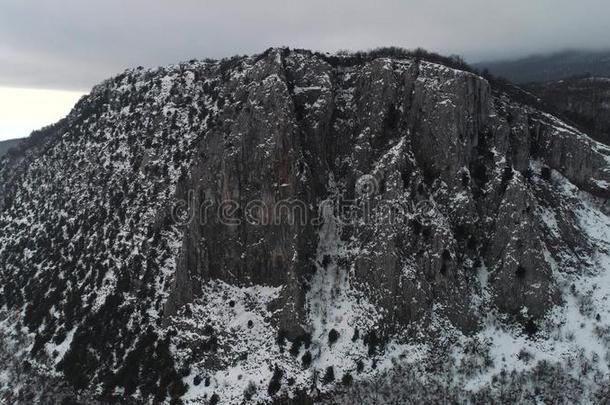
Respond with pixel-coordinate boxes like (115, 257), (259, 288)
(0, 138), (22, 157)
(527, 77), (610, 145)
(475, 50), (610, 83)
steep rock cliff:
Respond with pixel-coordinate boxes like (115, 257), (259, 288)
(1, 48), (610, 403)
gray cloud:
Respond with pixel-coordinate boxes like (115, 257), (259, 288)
(1, 0), (609, 91)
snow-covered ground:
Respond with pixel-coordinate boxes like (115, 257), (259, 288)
(460, 168), (610, 395)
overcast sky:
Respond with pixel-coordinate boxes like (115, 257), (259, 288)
(1, 0), (610, 140)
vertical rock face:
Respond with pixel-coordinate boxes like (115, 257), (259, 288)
(166, 53), (319, 335)
(1, 48), (609, 403)
(487, 180), (559, 318)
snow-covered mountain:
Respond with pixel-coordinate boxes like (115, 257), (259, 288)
(1, 47), (610, 404)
